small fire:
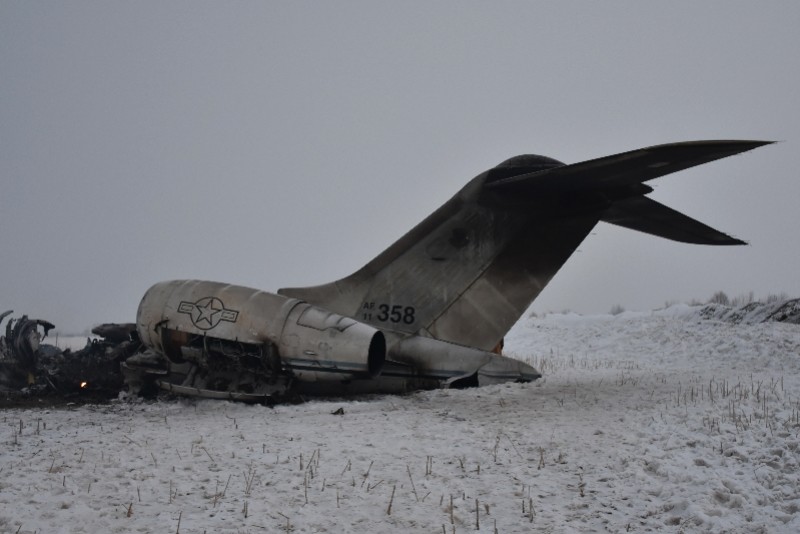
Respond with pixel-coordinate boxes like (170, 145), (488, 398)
(80, 381), (88, 389)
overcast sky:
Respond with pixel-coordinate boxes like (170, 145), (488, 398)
(2, 2), (799, 333)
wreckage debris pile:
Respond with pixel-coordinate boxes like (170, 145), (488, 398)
(0, 312), (138, 402)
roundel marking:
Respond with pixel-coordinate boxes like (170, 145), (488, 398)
(177, 297), (239, 330)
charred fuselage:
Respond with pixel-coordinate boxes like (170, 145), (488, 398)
(131, 279), (537, 401)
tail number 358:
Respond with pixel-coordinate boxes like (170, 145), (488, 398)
(362, 303), (416, 325)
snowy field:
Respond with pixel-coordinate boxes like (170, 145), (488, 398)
(2, 306), (800, 533)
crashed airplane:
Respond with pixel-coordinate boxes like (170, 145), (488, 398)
(1, 140), (771, 402)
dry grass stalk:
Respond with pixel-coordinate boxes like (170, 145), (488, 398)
(244, 466), (256, 496)
(277, 512), (291, 533)
(407, 464), (419, 501)
(222, 474), (231, 497)
(360, 460), (374, 488)
(386, 484), (396, 515)
(450, 495), (454, 525)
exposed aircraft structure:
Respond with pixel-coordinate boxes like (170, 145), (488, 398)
(0, 314), (139, 400)
(122, 140), (771, 402)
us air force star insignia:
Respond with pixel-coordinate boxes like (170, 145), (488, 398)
(178, 297), (239, 330)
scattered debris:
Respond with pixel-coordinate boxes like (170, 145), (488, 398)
(1, 311), (54, 375)
(1, 312), (139, 404)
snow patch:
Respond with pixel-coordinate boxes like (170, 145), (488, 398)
(2, 310), (800, 532)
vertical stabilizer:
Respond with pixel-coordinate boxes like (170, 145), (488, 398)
(280, 140), (769, 350)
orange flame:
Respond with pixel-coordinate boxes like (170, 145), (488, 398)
(80, 381), (88, 388)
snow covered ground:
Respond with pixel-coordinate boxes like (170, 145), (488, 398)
(2, 305), (800, 533)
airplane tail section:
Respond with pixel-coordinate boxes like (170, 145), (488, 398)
(279, 140), (770, 351)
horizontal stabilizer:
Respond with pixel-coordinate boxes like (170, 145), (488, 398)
(485, 140), (772, 195)
(601, 196), (746, 245)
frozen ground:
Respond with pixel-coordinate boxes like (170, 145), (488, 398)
(2, 305), (800, 533)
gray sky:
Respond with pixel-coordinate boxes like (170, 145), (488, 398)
(2, 2), (799, 333)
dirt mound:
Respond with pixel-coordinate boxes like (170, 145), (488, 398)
(697, 298), (800, 325)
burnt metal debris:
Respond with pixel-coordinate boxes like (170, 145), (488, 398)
(0, 312), (139, 403)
